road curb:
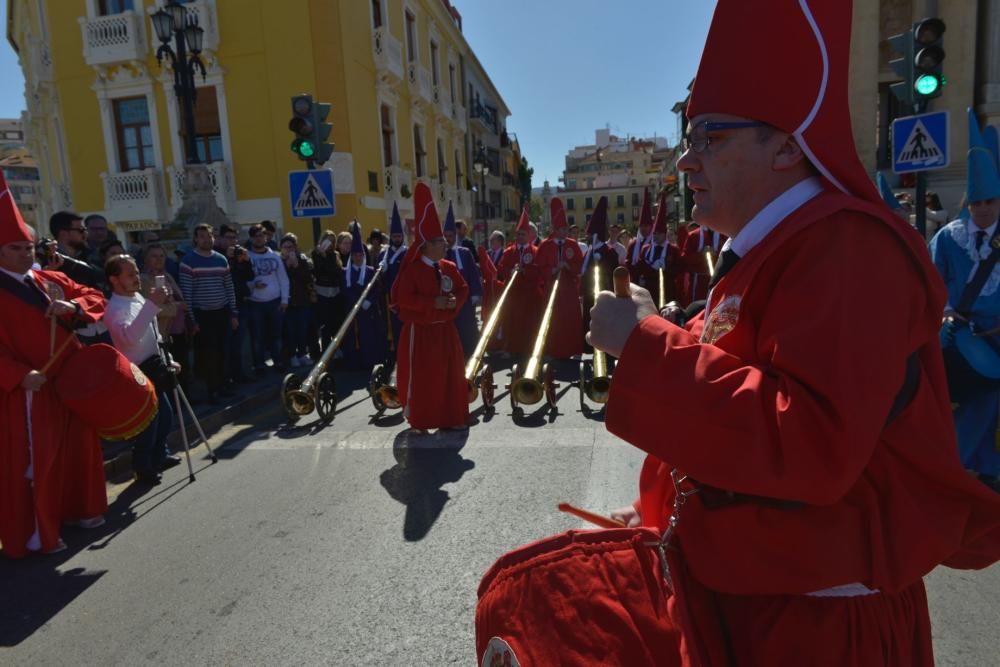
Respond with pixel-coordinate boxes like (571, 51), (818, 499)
(102, 381), (282, 481)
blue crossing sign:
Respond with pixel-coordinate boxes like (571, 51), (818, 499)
(289, 168), (336, 218)
(892, 111), (950, 174)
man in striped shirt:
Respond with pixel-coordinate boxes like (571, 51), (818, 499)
(179, 223), (238, 403)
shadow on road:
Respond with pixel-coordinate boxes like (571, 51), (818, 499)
(379, 429), (474, 542)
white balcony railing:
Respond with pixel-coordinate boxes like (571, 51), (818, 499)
(101, 169), (168, 223)
(167, 162), (235, 215)
(79, 11), (146, 67)
(407, 63), (433, 103)
(372, 28), (404, 81)
(384, 165), (412, 199)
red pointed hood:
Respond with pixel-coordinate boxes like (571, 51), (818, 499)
(652, 190), (668, 235)
(515, 204), (530, 233)
(0, 170), (33, 245)
(637, 188), (653, 230)
(585, 196), (609, 243)
(688, 0), (880, 205)
(393, 183), (444, 303)
(549, 197), (568, 239)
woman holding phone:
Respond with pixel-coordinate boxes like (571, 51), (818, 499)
(140, 243), (190, 392)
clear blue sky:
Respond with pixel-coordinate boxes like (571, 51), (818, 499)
(0, 1), (716, 186)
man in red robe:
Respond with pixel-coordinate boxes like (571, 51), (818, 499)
(679, 224), (725, 306)
(625, 187), (654, 284)
(588, 2), (1000, 665)
(0, 173), (108, 558)
(635, 190), (683, 309)
(495, 205), (543, 358)
(535, 197), (584, 359)
(392, 182), (470, 433)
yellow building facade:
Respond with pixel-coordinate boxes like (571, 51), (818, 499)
(7, 0), (514, 246)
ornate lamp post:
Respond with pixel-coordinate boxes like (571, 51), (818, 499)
(151, 2), (228, 234)
(473, 143), (490, 246)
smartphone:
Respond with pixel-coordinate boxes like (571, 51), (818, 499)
(154, 275), (166, 290)
(319, 239), (332, 253)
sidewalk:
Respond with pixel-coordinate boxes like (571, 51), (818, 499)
(101, 371), (284, 481)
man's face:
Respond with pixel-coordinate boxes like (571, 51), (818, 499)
(654, 231), (667, 244)
(515, 230), (528, 246)
(218, 232), (237, 251)
(678, 113), (785, 236)
(423, 237), (447, 262)
(145, 249), (166, 273)
(639, 222), (652, 238)
(0, 241), (35, 274)
(554, 227), (568, 240)
(390, 233), (404, 247)
(60, 218), (87, 251)
(86, 217), (109, 245)
(351, 250), (366, 266)
(195, 229), (215, 251)
(456, 223), (468, 240)
(111, 260), (141, 295)
(444, 230), (457, 246)
(490, 236), (503, 251)
(250, 229), (268, 250)
(609, 225), (621, 242)
(970, 198), (1000, 230)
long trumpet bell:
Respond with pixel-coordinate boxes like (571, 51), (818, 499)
(511, 276), (561, 406)
(466, 269), (520, 403)
(283, 264), (385, 421)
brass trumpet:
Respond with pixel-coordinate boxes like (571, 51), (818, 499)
(510, 275), (561, 409)
(657, 266), (667, 311)
(465, 268), (520, 410)
(282, 264), (385, 423)
(580, 264), (612, 407)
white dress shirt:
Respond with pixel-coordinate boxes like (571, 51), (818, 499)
(726, 177), (825, 258)
(104, 292), (162, 364)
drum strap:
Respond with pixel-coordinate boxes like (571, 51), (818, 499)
(957, 225), (1000, 318)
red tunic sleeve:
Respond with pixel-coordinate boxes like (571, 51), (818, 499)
(38, 270), (106, 324)
(607, 215), (921, 505)
(0, 340), (32, 392)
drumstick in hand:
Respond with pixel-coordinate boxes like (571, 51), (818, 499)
(558, 503), (627, 528)
(613, 266), (631, 298)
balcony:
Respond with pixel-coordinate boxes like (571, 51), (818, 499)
(101, 169), (168, 223)
(407, 62), (433, 103)
(146, 0), (220, 52)
(29, 44), (53, 86)
(384, 165), (413, 199)
(372, 27), (404, 82)
(471, 102), (496, 133)
(79, 11), (147, 67)
(502, 172), (514, 187)
(167, 162), (235, 215)
(452, 102), (467, 132)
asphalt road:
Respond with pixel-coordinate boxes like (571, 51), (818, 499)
(1, 362), (998, 666)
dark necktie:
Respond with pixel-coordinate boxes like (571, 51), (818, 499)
(433, 262), (442, 287)
(21, 274), (50, 309)
(708, 249), (740, 288)
(976, 230), (987, 251)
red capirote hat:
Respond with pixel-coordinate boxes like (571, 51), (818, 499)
(0, 170), (33, 246)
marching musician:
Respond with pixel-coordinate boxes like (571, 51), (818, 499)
(930, 110), (1000, 493)
(377, 202), (408, 348)
(0, 172), (107, 557)
(579, 196), (620, 344)
(392, 183), (470, 433)
(443, 203), (483, 359)
(587, 2), (1000, 664)
(636, 190), (682, 307)
(496, 206), (544, 358)
(486, 231), (505, 267)
(680, 223), (725, 305)
(624, 188), (654, 284)
(341, 221), (386, 372)
(535, 197), (584, 359)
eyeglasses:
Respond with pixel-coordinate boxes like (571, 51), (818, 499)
(69, 226), (87, 234)
(682, 121), (766, 154)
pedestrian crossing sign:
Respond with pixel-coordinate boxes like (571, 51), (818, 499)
(892, 111), (950, 174)
(289, 169), (336, 218)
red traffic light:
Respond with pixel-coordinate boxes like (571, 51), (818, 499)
(913, 18), (945, 45)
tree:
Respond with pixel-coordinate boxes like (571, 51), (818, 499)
(517, 156), (534, 208)
(530, 196), (543, 221)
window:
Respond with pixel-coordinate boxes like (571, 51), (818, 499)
(568, 215), (575, 226)
(181, 87), (223, 163)
(380, 104), (395, 167)
(449, 64), (456, 103)
(368, 171), (379, 193)
(371, 0), (383, 28)
(430, 41), (440, 86)
(98, 0), (134, 15)
(617, 213), (625, 224)
(566, 198), (575, 211)
(405, 11), (416, 62)
(454, 149), (463, 189)
(437, 139), (447, 184)
(413, 124), (426, 177)
(585, 196), (593, 210)
(113, 97), (154, 171)
(631, 192), (640, 206)
(616, 194), (625, 208)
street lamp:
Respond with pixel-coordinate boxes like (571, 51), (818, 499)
(152, 1), (207, 165)
(473, 143), (490, 245)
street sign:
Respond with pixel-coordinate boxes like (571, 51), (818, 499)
(289, 168), (335, 218)
(892, 110), (950, 174)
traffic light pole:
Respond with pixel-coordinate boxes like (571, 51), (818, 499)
(306, 158), (321, 247)
(913, 99), (929, 239)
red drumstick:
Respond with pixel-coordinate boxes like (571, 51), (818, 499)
(558, 502), (627, 528)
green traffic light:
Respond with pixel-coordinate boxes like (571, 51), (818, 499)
(914, 74), (941, 96)
(299, 141), (315, 158)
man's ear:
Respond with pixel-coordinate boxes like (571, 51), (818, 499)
(773, 135), (808, 171)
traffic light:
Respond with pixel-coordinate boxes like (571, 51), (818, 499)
(889, 18), (946, 110)
(912, 18), (945, 102)
(288, 94), (334, 165)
